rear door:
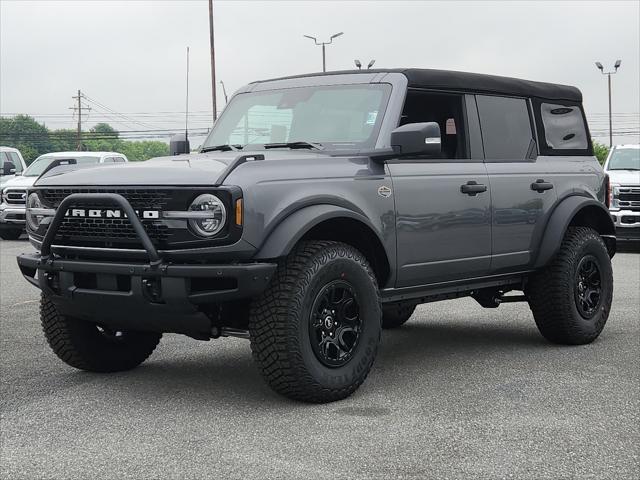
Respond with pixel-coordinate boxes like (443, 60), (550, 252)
(389, 91), (491, 287)
(476, 95), (557, 272)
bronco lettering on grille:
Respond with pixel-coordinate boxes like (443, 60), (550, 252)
(65, 209), (160, 219)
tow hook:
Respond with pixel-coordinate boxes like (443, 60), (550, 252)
(142, 277), (163, 303)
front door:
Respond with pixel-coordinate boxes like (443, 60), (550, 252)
(389, 90), (491, 287)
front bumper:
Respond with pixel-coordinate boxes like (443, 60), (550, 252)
(0, 203), (26, 227)
(18, 252), (276, 336)
(610, 210), (640, 242)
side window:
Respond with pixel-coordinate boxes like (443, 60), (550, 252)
(399, 90), (468, 159)
(0, 152), (9, 173)
(102, 157), (115, 163)
(8, 152), (23, 173)
(538, 102), (588, 151)
(113, 157), (126, 163)
(476, 95), (535, 160)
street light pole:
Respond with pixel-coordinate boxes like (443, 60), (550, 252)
(595, 60), (622, 148)
(304, 32), (344, 72)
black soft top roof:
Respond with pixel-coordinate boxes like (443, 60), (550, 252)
(255, 68), (582, 103)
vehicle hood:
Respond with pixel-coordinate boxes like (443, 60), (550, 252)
(33, 150), (334, 187)
(1, 175), (36, 189)
(607, 169), (640, 186)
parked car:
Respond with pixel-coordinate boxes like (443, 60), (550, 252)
(0, 151), (127, 240)
(604, 144), (640, 244)
(0, 146), (27, 188)
(17, 69), (615, 403)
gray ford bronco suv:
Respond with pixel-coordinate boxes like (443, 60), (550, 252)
(17, 69), (615, 403)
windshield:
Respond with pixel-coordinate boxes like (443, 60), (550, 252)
(24, 155), (102, 177)
(607, 148), (640, 170)
(202, 84), (391, 151)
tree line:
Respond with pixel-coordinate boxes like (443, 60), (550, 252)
(0, 115), (169, 163)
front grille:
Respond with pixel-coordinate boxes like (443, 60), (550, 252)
(618, 187), (640, 211)
(57, 217), (170, 243)
(4, 189), (27, 205)
(40, 188), (182, 249)
(33, 186), (241, 253)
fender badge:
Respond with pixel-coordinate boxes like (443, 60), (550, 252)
(377, 185), (392, 198)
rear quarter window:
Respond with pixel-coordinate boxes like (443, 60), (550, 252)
(533, 99), (591, 155)
(540, 103), (588, 150)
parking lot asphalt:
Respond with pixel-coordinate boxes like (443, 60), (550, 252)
(1, 238), (638, 480)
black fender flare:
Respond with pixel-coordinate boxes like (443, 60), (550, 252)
(533, 196), (615, 268)
(253, 204), (383, 260)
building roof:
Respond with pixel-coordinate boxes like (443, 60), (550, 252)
(255, 68), (582, 102)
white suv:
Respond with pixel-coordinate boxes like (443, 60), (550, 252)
(0, 151), (128, 240)
(604, 144), (640, 244)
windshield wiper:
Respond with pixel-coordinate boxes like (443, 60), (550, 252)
(201, 144), (242, 153)
(608, 168), (640, 171)
(261, 141), (324, 151)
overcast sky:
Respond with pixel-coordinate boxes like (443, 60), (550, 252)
(1, 0), (638, 145)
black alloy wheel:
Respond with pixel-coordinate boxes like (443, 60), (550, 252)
(574, 255), (602, 319)
(309, 280), (361, 367)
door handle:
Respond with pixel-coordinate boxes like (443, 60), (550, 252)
(460, 181), (487, 196)
(531, 179), (554, 192)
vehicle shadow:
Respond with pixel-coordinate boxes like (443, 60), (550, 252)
(86, 319), (548, 410)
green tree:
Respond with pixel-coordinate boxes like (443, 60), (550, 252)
(49, 129), (77, 153)
(118, 140), (169, 161)
(592, 140), (609, 166)
(0, 115), (52, 163)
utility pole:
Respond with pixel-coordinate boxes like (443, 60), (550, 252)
(70, 90), (91, 151)
(208, 0), (217, 122)
(303, 32), (344, 72)
(595, 60), (622, 148)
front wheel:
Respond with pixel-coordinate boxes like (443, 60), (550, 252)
(249, 241), (382, 403)
(41, 294), (161, 372)
(526, 227), (613, 345)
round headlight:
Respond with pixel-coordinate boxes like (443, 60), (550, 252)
(26, 192), (43, 231)
(188, 194), (226, 237)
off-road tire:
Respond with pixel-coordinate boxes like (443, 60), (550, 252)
(41, 294), (161, 372)
(526, 227), (613, 345)
(382, 302), (416, 329)
(0, 228), (22, 240)
(249, 241), (382, 403)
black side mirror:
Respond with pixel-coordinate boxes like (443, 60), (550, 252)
(390, 122), (441, 157)
(1, 161), (16, 176)
(170, 133), (190, 156)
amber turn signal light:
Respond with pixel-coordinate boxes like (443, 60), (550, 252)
(235, 199), (243, 225)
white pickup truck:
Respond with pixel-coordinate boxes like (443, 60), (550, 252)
(605, 144), (640, 245)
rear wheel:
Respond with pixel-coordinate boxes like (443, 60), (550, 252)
(382, 302), (417, 329)
(0, 228), (22, 240)
(526, 227), (613, 345)
(249, 241), (382, 403)
(41, 294), (161, 372)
